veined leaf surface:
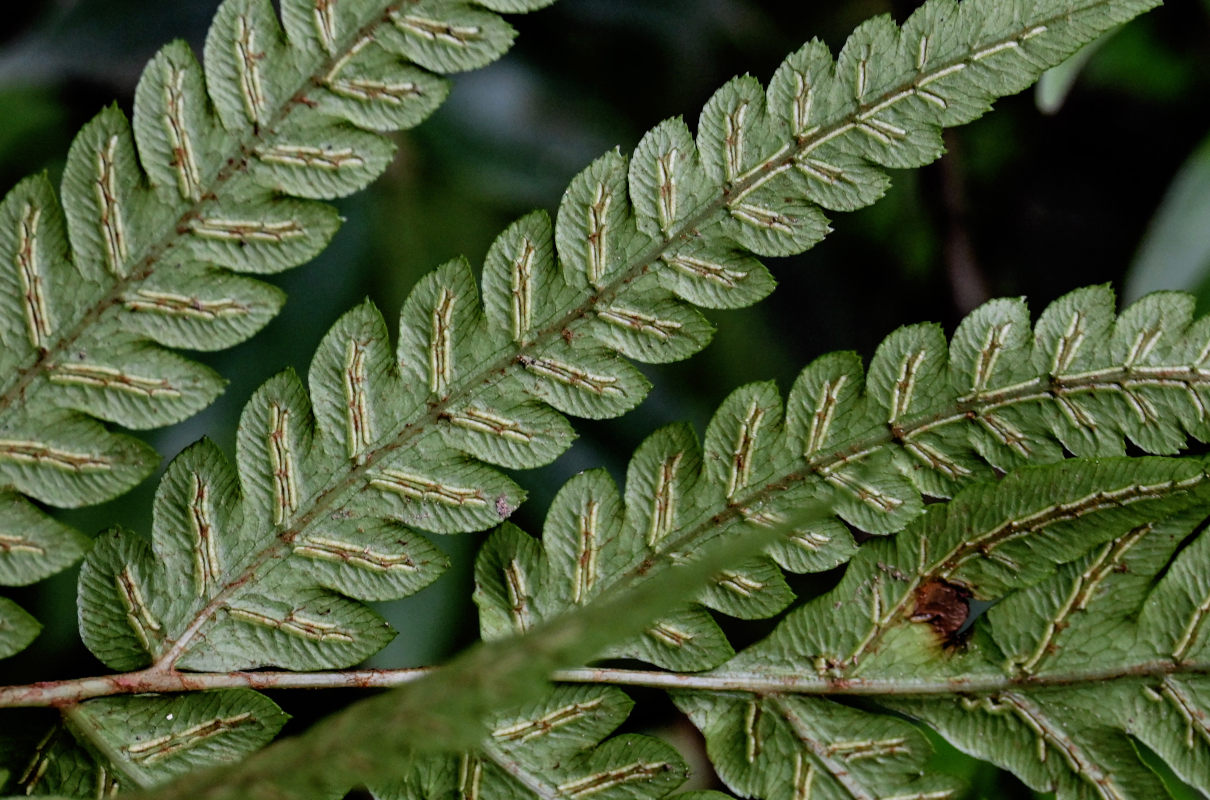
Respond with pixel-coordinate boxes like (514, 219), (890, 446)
(0, 0), (557, 642)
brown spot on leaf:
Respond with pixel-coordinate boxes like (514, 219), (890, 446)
(911, 578), (972, 645)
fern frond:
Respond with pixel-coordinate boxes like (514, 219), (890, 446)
(0, 0), (1162, 659)
(2, 496), (788, 799)
(39, 0), (1156, 670)
(671, 457), (1210, 800)
(12, 272), (1209, 793)
(0, 0), (1175, 791)
(46, 281), (1210, 795)
(409, 457), (1210, 800)
(474, 286), (1210, 671)
(0, 0), (555, 656)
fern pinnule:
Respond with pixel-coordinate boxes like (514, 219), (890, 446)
(0, 0), (556, 657)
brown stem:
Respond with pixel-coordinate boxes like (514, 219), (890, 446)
(3, 659), (1208, 709)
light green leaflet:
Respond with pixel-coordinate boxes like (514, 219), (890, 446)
(404, 457), (1210, 800)
(0, 0), (557, 656)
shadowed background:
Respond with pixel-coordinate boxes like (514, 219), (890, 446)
(2, 1), (1210, 797)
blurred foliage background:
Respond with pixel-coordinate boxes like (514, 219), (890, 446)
(2, 0), (1210, 797)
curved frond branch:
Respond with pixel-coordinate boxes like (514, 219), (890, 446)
(0, 0), (555, 625)
(475, 287), (1210, 671)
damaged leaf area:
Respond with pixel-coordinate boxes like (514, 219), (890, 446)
(911, 577), (973, 644)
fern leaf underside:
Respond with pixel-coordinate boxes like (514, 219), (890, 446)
(19, 292), (1210, 793)
(0, 0), (556, 655)
(74, 0), (1174, 675)
(392, 457), (1210, 800)
(2, 0), (1195, 796)
(475, 285), (1210, 671)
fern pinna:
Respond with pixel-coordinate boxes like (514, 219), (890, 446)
(0, 0), (556, 656)
(4, 0), (1209, 798)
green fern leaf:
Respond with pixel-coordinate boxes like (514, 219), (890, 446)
(680, 693), (962, 800)
(664, 457), (1210, 800)
(0, 691), (286, 796)
(71, 0), (1168, 672)
(0, 0), (554, 639)
(473, 286), (1210, 670)
(78, 427), (448, 673)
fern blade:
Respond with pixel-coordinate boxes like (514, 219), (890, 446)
(0, 0), (556, 619)
(890, 688), (1169, 800)
(4, 0), (1183, 790)
(666, 457), (1210, 799)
